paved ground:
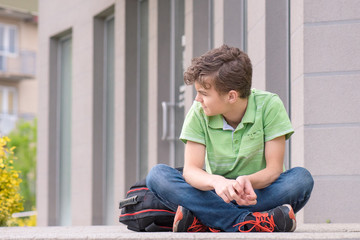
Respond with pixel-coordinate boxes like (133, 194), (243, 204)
(0, 223), (359, 240)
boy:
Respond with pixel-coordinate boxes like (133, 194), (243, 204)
(146, 45), (313, 232)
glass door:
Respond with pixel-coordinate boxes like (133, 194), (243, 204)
(162, 0), (185, 168)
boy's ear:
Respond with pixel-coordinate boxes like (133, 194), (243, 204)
(228, 90), (239, 103)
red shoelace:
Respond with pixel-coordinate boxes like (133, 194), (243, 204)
(233, 212), (276, 232)
(187, 217), (221, 232)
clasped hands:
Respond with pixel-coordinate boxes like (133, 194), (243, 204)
(213, 175), (257, 206)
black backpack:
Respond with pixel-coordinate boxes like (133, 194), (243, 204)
(119, 178), (176, 232)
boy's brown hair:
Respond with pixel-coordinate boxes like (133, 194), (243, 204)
(184, 44), (252, 98)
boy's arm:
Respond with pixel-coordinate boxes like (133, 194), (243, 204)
(182, 140), (217, 191)
(183, 140), (257, 205)
(245, 135), (285, 189)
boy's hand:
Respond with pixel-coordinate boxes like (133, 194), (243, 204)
(235, 176), (257, 205)
(212, 175), (257, 206)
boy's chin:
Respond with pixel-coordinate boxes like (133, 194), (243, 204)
(202, 108), (217, 116)
(204, 111), (216, 117)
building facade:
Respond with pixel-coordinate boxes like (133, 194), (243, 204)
(0, 1), (37, 135)
(37, 0), (360, 226)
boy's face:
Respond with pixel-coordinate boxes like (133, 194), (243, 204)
(194, 77), (230, 116)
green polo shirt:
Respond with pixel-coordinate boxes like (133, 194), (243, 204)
(179, 89), (294, 179)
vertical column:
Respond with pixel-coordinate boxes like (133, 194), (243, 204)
(247, 0), (266, 90)
(290, 0), (306, 224)
(290, 0), (305, 169)
(183, 0), (195, 112)
(212, 0), (224, 48)
(71, 13), (96, 226)
(41, 38), (59, 226)
(36, 2), (51, 225)
(114, 0), (126, 224)
(213, 0), (245, 49)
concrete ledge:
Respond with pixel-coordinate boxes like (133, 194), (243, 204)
(0, 224), (359, 240)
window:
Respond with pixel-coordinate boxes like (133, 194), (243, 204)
(0, 86), (17, 115)
(0, 86), (18, 135)
(8, 27), (17, 54)
(103, 15), (115, 225)
(92, 7), (115, 225)
(170, 0), (185, 168)
(0, 24), (18, 72)
(0, 24), (18, 55)
(137, 0), (149, 180)
(57, 35), (72, 226)
(265, 0), (291, 168)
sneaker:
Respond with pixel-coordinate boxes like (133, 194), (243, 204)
(173, 206), (221, 232)
(234, 204), (296, 232)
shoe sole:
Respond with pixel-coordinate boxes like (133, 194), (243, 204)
(283, 204), (296, 232)
(173, 206), (183, 232)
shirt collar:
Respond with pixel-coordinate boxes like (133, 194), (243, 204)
(208, 114), (223, 129)
(208, 90), (256, 129)
(241, 91), (256, 124)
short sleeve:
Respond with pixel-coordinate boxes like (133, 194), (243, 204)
(263, 95), (294, 142)
(179, 102), (206, 145)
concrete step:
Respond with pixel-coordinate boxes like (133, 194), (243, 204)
(0, 223), (359, 240)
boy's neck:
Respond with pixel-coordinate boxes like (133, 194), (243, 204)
(222, 98), (248, 129)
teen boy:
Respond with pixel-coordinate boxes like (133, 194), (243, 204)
(146, 45), (314, 232)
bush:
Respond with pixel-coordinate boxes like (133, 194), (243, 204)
(7, 119), (37, 212)
(0, 136), (24, 226)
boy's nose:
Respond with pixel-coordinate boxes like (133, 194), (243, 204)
(195, 93), (202, 102)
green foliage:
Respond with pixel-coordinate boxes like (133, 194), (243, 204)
(0, 136), (24, 226)
(7, 119), (37, 212)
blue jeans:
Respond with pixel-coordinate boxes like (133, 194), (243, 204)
(146, 164), (314, 232)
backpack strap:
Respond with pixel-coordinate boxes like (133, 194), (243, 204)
(119, 195), (144, 208)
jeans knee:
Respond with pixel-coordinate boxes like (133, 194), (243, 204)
(146, 164), (167, 189)
(291, 167), (314, 194)
(146, 164), (180, 193)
